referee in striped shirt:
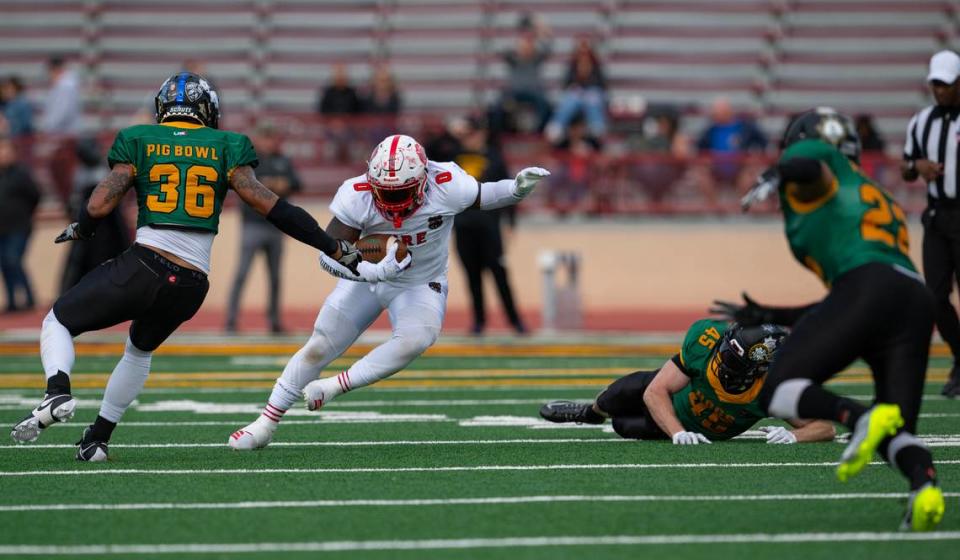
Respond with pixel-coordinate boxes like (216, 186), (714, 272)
(903, 50), (960, 397)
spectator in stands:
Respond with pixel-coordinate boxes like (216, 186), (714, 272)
(39, 56), (83, 207)
(855, 114), (886, 153)
(318, 63), (362, 115)
(0, 76), (34, 138)
(855, 113), (888, 178)
(360, 63), (401, 115)
(59, 136), (129, 294)
(0, 137), (40, 313)
(452, 117), (525, 335)
(317, 63), (362, 163)
(550, 115), (601, 214)
(489, 14), (552, 136)
(545, 37), (608, 144)
(694, 97), (767, 208)
(423, 116), (464, 163)
(360, 63), (402, 146)
(226, 123), (301, 335)
(629, 109), (692, 206)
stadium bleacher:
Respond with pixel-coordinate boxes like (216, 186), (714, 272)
(0, 0), (956, 207)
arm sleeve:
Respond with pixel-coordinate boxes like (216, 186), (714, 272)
(107, 129), (135, 169)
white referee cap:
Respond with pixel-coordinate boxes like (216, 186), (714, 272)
(927, 50), (960, 83)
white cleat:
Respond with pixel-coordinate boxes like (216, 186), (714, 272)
(228, 418), (276, 451)
(10, 394), (77, 444)
(302, 380), (330, 412)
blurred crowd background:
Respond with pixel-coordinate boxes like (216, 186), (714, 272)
(0, 0), (952, 329)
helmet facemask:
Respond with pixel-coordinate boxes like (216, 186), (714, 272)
(367, 135), (428, 227)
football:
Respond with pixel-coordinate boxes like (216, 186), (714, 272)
(355, 234), (409, 263)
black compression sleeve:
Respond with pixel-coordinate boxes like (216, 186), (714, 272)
(776, 157), (823, 185)
(766, 302), (819, 327)
(76, 204), (103, 238)
(266, 198), (338, 255)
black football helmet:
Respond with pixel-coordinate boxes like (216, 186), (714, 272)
(712, 323), (789, 394)
(154, 72), (220, 129)
(781, 107), (861, 163)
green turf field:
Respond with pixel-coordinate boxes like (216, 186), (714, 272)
(0, 341), (958, 559)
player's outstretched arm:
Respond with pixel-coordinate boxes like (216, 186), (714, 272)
(474, 167), (550, 210)
(55, 163), (135, 243)
(785, 418), (837, 443)
(710, 292), (818, 327)
(643, 359), (709, 445)
(741, 159), (835, 211)
(230, 165), (349, 260)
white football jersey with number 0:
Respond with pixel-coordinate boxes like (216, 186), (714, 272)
(329, 161), (480, 287)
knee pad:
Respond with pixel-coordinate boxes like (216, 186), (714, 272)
(392, 327), (440, 361)
(302, 333), (336, 367)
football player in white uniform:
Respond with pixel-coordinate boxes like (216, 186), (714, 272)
(229, 134), (549, 449)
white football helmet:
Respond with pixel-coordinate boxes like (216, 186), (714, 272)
(367, 134), (428, 226)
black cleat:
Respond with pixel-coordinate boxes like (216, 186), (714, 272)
(539, 401), (605, 424)
(942, 365), (960, 398)
(75, 427), (109, 462)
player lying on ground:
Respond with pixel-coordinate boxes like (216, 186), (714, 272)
(228, 134), (549, 449)
(541, 319), (835, 444)
(731, 107), (944, 531)
(9, 72), (404, 461)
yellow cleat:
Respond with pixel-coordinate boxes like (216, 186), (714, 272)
(836, 404), (904, 482)
(902, 484), (945, 532)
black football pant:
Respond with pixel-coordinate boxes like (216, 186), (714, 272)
(922, 206), (960, 371)
(54, 244), (209, 352)
(595, 370), (670, 440)
(758, 262), (935, 435)
(454, 222), (521, 329)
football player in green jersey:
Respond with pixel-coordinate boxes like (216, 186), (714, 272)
(540, 320), (835, 445)
(726, 107), (944, 531)
(9, 72), (407, 461)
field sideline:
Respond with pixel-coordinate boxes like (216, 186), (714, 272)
(0, 338), (958, 559)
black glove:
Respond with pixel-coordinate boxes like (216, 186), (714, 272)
(334, 239), (362, 275)
(54, 222), (95, 244)
(709, 292), (774, 326)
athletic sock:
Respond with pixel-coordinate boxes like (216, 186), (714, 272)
(40, 310), (75, 381)
(88, 415), (117, 443)
(309, 370), (352, 406)
(45, 371), (71, 396)
(260, 403), (286, 425)
(795, 385), (867, 431)
(885, 432), (937, 490)
(581, 406), (604, 424)
(98, 339), (152, 424)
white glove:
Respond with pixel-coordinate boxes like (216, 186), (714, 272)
(514, 167), (551, 198)
(355, 239), (412, 283)
(760, 425), (798, 445)
(672, 431), (711, 445)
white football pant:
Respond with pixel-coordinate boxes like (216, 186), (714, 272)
(267, 279), (446, 411)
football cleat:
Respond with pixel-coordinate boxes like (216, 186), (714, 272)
(837, 403), (904, 482)
(942, 364), (960, 398)
(539, 401), (605, 425)
(10, 393), (77, 444)
(75, 427), (108, 462)
(901, 483), (945, 532)
(302, 377), (345, 412)
(228, 418), (276, 451)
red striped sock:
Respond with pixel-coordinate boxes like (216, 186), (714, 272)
(336, 370), (353, 394)
(261, 403), (286, 424)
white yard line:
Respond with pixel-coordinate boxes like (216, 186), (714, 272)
(0, 438), (628, 450)
(2, 492), (959, 513)
(2, 460), (959, 477)
(1, 532), (959, 555)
